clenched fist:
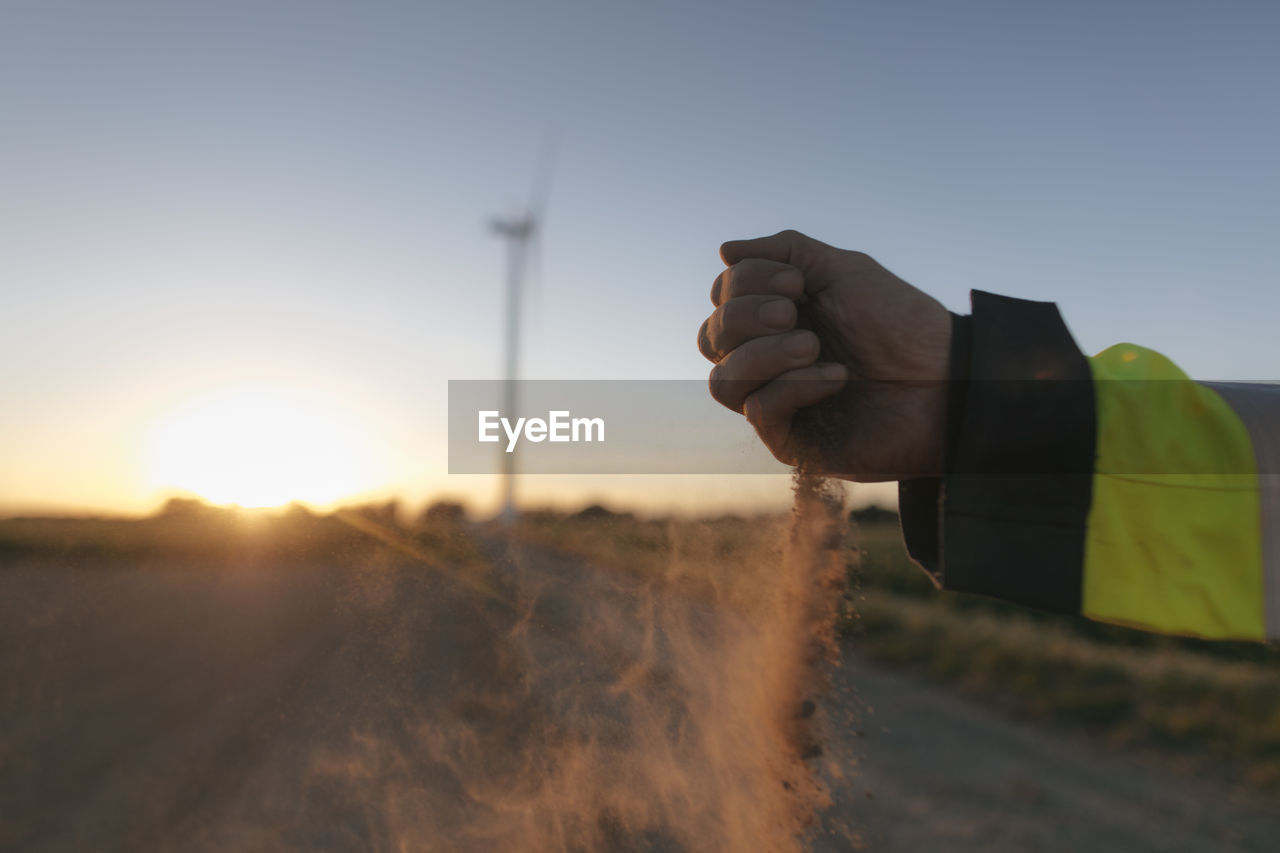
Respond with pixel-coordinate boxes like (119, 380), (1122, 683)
(697, 230), (952, 480)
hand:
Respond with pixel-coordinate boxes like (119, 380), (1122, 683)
(697, 230), (952, 480)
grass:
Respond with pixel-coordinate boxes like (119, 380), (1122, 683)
(513, 506), (1280, 793)
(0, 500), (487, 572)
(844, 516), (1280, 789)
(851, 590), (1280, 787)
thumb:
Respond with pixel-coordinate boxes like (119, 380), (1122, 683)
(719, 229), (830, 268)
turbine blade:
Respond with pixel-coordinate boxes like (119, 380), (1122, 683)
(527, 128), (561, 224)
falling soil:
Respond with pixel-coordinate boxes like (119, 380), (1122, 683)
(355, 473), (853, 853)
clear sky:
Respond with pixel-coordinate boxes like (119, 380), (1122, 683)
(3, 0), (1278, 516)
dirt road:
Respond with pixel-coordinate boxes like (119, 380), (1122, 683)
(812, 660), (1280, 852)
(3, 543), (1277, 851)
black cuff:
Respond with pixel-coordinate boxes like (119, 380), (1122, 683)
(944, 313), (972, 474)
(899, 291), (1095, 614)
(898, 312), (970, 587)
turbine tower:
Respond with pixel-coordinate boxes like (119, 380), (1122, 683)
(490, 209), (536, 523)
(489, 137), (556, 523)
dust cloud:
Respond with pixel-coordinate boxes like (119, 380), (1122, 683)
(297, 482), (852, 853)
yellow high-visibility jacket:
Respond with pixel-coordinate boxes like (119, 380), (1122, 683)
(899, 291), (1280, 641)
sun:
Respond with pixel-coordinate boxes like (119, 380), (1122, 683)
(145, 383), (380, 508)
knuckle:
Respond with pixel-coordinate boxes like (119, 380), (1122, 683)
(774, 230), (807, 265)
(722, 261), (749, 299)
(696, 318), (715, 361)
(726, 258), (772, 297)
(707, 365), (735, 409)
(710, 269), (727, 305)
(698, 306), (730, 361)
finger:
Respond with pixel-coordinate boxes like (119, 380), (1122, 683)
(699, 295), (798, 363)
(742, 362), (848, 452)
(707, 330), (821, 412)
(720, 229), (832, 268)
(710, 259), (803, 306)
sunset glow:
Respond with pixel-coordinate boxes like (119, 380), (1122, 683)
(146, 385), (379, 508)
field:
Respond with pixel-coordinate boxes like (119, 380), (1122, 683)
(3, 501), (1279, 851)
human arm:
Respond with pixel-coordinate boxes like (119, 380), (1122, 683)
(699, 230), (1280, 641)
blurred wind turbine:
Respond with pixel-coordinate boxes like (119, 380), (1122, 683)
(489, 137), (557, 523)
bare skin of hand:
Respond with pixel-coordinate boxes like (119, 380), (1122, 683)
(697, 230), (952, 481)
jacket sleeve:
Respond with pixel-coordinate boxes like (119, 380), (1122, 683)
(898, 290), (1280, 641)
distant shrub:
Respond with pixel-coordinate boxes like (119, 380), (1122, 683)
(421, 501), (468, 525)
(157, 497), (220, 518)
(573, 504), (634, 521)
(848, 504), (897, 526)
